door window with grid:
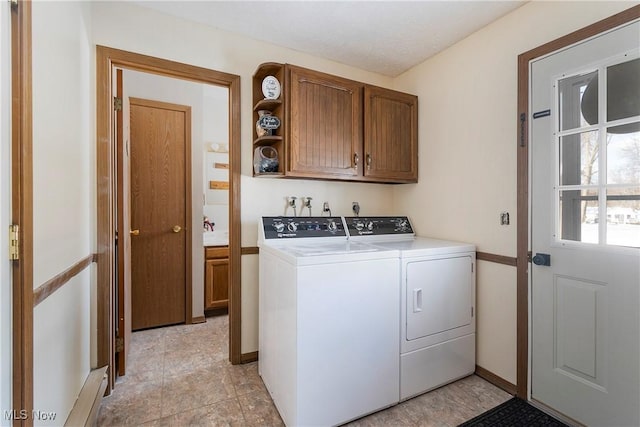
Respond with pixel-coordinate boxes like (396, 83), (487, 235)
(555, 54), (639, 248)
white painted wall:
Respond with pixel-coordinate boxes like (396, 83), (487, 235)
(392, 1), (635, 383)
(203, 85), (230, 232)
(31, 2), (93, 425)
(0, 1), (11, 424)
(90, 1), (396, 353)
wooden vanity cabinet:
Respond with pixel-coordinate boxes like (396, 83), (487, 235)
(204, 246), (229, 310)
(252, 62), (418, 183)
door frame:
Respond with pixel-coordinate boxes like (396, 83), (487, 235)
(96, 46), (242, 391)
(10, 0), (34, 423)
(516, 5), (640, 399)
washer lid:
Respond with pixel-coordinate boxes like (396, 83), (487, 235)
(376, 237), (475, 257)
(261, 240), (399, 265)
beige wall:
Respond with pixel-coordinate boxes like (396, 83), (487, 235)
(31, 1), (93, 424)
(392, 1), (635, 383)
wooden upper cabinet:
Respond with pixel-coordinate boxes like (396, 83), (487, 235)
(252, 62), (418, 183)
(364, 86), (418, 183)
(288, 66), (363, 179)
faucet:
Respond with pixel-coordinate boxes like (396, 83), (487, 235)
(322, 201), (332, 216)
(203, 216), (215, 231)
(288, 196), (297, 216)
(304, 197), (313, 216)
(352, 202), (360, 217)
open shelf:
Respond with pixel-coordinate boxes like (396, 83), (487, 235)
(253, 62), (286, 177)
(253, 135), (283, 146)
(254, 99), (282, 111)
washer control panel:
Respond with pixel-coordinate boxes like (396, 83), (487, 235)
(262, 217), (346, 239)
(344, 216), (414, 237)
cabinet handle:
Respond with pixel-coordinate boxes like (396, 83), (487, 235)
(172, 225), (182, 233)
(366, 153), (372, 170)
(130, 229), (140, 236)
(353, 153), (359, 167)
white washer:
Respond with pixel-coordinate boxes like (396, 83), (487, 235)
(345, 216), (476, 401)
(258, 217), (400, 427)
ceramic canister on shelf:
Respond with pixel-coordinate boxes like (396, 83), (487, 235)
(254, 146), (279, 174)
(256, 110), (281, 137)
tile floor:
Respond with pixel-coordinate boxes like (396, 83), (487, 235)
(97, 315), (512, 426)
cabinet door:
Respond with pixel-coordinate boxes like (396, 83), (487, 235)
(288, 65), (363, 179)
(364, 86), (418, 182)
(205, 258), (229, 310)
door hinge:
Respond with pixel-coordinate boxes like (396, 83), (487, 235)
(114, 96), (123, 112)
(471, 306), (474, 317)
(10, 0), (18, 10)
(115, 336), (124, 353)
(9, 224), (19, 261)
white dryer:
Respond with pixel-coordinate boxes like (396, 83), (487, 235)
(345, 216), (476, 401)
(258, 216), (400, 426)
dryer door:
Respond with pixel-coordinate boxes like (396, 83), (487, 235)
(406, 256), (473, 340)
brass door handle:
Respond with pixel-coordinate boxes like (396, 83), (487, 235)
(130, 229), (140, 236)
(172, 225), (182, 233)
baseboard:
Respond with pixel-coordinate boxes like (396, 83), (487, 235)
(204, 307), (228, 317)
(191, 316), (206, 324)
(475, 365), (517, 395)
(240, 351), (258, 363)
(65, 366), (108, 427)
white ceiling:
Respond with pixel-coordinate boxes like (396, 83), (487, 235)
(132, 1), (527, 77)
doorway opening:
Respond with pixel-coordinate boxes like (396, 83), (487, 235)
(96, 46), (242, 391)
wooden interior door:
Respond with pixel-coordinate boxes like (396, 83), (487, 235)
(129, 97), (191, 330)
(288, 65), (363, 179)
(115, 69), (132, 374)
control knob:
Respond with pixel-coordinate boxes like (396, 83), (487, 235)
(327, 220), (337, 232)
(273, 222), (285, 233)
(366, 221), (374, 231)
(354, 221), (365, 231)
(287, 222), (298, 232)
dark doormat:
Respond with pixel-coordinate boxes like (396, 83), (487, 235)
(458, 397), (570, 427)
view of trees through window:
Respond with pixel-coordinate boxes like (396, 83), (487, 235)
(557, 57), (639, 248)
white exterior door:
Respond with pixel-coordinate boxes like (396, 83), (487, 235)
(530, 21), (640, 426)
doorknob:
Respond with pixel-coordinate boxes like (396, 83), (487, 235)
(130, 229), (140, 236)
(532, 253), (551, 266)
(172, 225), (182, 233)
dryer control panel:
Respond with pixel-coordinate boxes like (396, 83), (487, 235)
(261, 216), (347, 239)
(344, 216), (415, 237)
